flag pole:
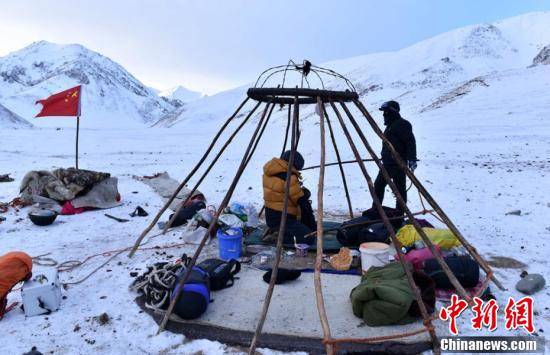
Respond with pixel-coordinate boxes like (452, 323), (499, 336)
(75, 86), (82, 170)
(75, 116), (80, 169)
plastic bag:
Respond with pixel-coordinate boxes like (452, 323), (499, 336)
(244, 203), (260, 228)
(228, 202), (247, 222)
(218, 213), (245, 229)
(196, 208), (214, 225)
(181, 224), (209, 244)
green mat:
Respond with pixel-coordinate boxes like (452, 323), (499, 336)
(244, 221), (343, 251)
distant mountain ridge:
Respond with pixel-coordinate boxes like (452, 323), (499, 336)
(154, 11), (550, 127)
(0, 41), (177, 128)
(160, 85), (203, 103)
(1, 12), (548, 129)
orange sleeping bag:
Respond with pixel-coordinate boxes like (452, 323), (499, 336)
(0, 251), (33, 319)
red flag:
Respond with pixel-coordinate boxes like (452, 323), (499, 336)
(35, 85), (82, 117)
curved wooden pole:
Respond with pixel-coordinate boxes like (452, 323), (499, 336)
(258, 104), (292, 219)
(295, 106), (301, 150)
(245, 103), (276, 167)
(338, 101), (470, 301)
(157, 101), (272, 334)
(158, 101), (262, 236)
(323, 107), (354, 218)
(302, 158), (374, 171)
(314, 97), (334, 354)
(329, 100), (439, 349)
(128, 98), (250, 257)
(352, 99), (504, 291)
(248, 97), (299, 354)
(281, 104), (292, 155)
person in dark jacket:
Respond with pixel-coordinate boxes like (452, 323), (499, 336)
(263, 150), (317, 244)
(373, 101), (417, 212)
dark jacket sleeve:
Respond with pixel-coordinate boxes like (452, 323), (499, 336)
(298, 188), (317, 231)
(400, 120), (417, 161)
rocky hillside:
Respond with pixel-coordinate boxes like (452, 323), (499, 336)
(532, 44), (550, 66)
(0, 102), (32, 128)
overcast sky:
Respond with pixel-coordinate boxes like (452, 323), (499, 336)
(1, 1), (549, 94)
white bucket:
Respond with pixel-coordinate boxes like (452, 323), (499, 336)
(359, 242), (390, 273)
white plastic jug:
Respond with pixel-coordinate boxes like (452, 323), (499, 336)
(359, 242), (390, 273)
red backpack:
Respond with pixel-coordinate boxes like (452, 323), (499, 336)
(0, 252), (33, 319)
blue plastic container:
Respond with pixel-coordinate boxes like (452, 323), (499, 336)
(217, 227), (243, 261)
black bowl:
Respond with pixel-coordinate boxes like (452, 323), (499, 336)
(28, 210), (58, 226)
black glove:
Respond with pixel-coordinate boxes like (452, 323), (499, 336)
(298, 194), (317, 231)
(407, 160), (417, 171)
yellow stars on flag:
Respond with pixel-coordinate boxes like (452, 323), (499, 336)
(64, 90), (79, 102)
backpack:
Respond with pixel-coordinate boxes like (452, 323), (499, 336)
(171, 265), (211, 320)
(0, 252), (33, 319)
(197, 258), (241, 291)
(422, 255), (480, 290)
(169, 201), (207, 228)
(360, 222), (391, 244)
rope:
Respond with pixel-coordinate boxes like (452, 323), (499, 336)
(418, 190), (445, 224)
(63, 250), (125, 285)
(31, 226), (190, 286)
(61, 242), (192, 286)
(322, 326), (430, 345)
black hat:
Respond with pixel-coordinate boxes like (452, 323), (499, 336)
(379, 100), (400, 113)
(281, 150), (305, 170)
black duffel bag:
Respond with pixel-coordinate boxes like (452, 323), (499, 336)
(422, 255), (480, 290)
(362, 206), (404, 230)
(336, 216), (372, 247)
(337, 218), (391, 247)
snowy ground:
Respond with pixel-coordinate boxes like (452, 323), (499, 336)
(0, 125), (301, 354)
(1, 65), (549, 353)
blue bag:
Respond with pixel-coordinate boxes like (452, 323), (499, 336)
(171, 262), (211, 320)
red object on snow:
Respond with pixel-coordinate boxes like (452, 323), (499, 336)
(399, 245), (441, 270)
(60, 201), (87, 215)
(35, 85), (82, 117)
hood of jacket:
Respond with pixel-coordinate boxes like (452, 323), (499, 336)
(263, 158), (301, 178)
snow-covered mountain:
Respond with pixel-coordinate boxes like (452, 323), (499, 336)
(0, 102), (32, 128)
(0, 41), (175, 128)
(160, 85), (202, 103)
(156, 11), (549, 127)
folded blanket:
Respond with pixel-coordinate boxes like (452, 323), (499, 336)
(20, 168), (110, 202)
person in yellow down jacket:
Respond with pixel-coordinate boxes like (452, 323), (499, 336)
(263, 150), (317, 245)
